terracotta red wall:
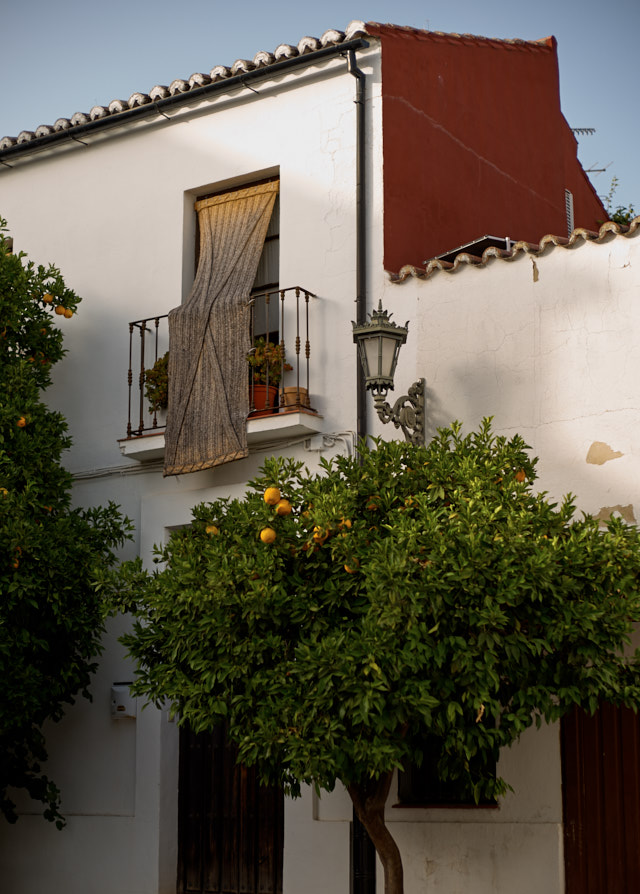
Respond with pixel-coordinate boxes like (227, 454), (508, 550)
(367, 24), (605, 272)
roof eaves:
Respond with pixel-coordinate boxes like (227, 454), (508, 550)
(390, 217), (640, 283)
(0, 21), (369, 160)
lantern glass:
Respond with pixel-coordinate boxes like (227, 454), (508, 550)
(359, 334), (398, 388)
(352, 301), (409, 392)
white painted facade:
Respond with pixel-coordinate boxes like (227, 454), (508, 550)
(1, 19), (639, 893)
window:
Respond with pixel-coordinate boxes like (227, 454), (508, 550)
(165, 179), (279, 475)
(397, 736), (496, 807)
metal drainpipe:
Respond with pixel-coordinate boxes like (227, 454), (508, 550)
(346, 49), (368, 445)
(346, 54), (377, 894)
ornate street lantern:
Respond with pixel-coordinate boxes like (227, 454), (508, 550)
(352, 301), (425, 444)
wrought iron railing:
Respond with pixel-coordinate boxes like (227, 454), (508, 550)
(125, 286), (316, 439)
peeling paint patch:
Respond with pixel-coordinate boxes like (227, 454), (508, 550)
(594, 504), (636, 524)
(586, 441), (624, 465)
(531, 257), (539, 282)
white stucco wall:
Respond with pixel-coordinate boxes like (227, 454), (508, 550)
(0, 45), (383, 894)
(376, 225), (640, 893)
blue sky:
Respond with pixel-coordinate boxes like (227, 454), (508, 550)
(1, 0), (638, 214)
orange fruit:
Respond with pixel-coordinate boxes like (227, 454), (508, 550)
(17, 416), (26, 428)
(339, 517), (352, 530)
(275, 499), (292, 516)
(0, 488), (7, 497)
(260, 527), (276, 544)
(264, 487), (281, 506)
(515, 469), (526, 483)
(12, 560), (19, 570)
(205, 524), (219, 535)
(54, 305), (66, 316)
(64, 308), (73, 319)
(312, 526), (328, 544)
(42, 293), (54, 304)
(344, 560), (359, 574)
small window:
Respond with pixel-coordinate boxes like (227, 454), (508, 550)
(397, 736), (496, 807)
(565, 189), (574, 236)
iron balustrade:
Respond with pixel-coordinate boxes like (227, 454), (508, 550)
(125, 286), (316, 439)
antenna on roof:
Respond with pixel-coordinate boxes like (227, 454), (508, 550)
(585, 161), (611, 174)
(571, 127), (596, 136)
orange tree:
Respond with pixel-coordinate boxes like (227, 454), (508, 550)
(115, 421), (640, 894)
(0, 219), (131, 827)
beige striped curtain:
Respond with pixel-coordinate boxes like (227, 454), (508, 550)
(164, 181), (279, 475)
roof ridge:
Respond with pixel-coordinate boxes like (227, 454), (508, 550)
(390, 216), (640, 283)
(365, 21), (555, 51)
(0, 20), (368, 150)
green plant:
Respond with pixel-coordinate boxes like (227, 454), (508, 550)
(144, 351), (169, 413)
(112, 421), (640, 894)
(603, 176), (637, 225)
(247, 336), (292, 387)
(0, 217), (132, 828)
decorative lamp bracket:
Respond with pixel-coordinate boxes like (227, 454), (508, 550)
(372, 378), (425, 445)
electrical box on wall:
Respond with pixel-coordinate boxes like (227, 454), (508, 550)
(111, 682), (137, 720)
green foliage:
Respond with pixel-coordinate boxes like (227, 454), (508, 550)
(247, 336), (292, 386)
(0, 218), (132, 827)
(144, 351), (169, 413)
(115, 421), (640, 809)
(604, 176), (637, 225)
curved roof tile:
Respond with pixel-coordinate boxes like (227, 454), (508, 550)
(147, 85), (170, 101)
(273, 44), (298, 60)
(230, 59), (255, 75)
(209, 65), (231, 81)
(128, 92), (151, 108)
(297, 36), (321, 54)
(252, 51), (275, 68)
(188, 72), (211, 88)
(320, 29), (345, 46)
(107, 99), (129, 114)
(169, 79), (190, 95)
(391, 218), (640, 283)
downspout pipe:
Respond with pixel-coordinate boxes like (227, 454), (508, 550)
(346, 48), (368, 445)
(346, 45), (378, 894)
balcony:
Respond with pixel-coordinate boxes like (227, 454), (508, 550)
(119, 286), (323, 462)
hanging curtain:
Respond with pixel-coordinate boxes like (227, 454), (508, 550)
(164, 181), (279, 475)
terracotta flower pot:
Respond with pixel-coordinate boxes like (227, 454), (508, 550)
(282, 386), (310, 409)
(249, 384), (279, 417)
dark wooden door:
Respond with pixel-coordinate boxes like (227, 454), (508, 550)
(177, 725), (284, 894)
(562, 703), (640, 893)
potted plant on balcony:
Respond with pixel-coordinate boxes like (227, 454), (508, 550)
(144, 351), (169, 427)
(247, 337), (292, 416)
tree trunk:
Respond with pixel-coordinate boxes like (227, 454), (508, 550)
(347, 771), (404, 894)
